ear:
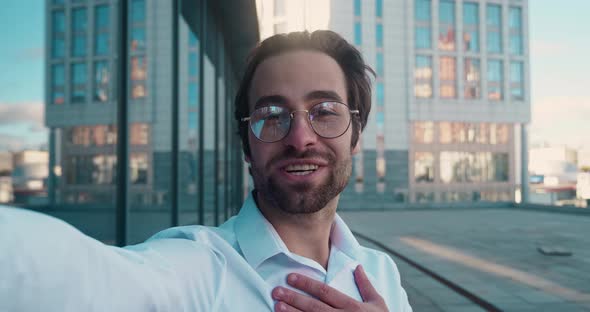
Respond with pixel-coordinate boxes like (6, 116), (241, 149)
(244, 154), (252, 164)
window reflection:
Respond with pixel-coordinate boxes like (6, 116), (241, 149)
(463, 2), (479, 52)
(52, 64), (65, 105)
(510, 61), (524, 100)
(415, 0), (431, 49)
(94, 61), (110, 102)
(130, 56), (147, 99)
(414, 121), (434, 143)
(71, 63), (87, 103)
(438, 0), (455, 51)
(68, 124), (148, 146)
(487, 59), (503, 100)
(486, 4), (502, 53)
(464, 58), (481, 99)
(415, 152), (434, 183)
(415, 55), (433, 98)
(94, 5), (110, 55)
(440, 56), (456, 98)
(72, 8), (87, 57)
(509, 7), (523, 55)
(440, 151), (509, 183)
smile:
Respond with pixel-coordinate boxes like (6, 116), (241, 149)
(284, 164), (319, 176)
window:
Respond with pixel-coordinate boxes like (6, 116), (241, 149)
(486, 4), (502, 53)
(415, 55), (433, 98)
(414, 152), (434, 183)
(464, 58), (481, 99)
(52, 64), (65, 105)
(72, 8), (87, 57)
(438, 0), (455, 51)
(510, 61), (524, 100)
(130, 56), (147, 99)
(131, 0), (145, 23)
(130, 123), (149, 145)
(440, 57), (456, 98)
(376, 52), (384, 77)
(376, 0), (383, 18)
(487, 60), (503, 100)
(354, 0), (361, 17)
(71, 63), (87, 103)
(414, 122), (434, 144)
(94, 61), (110, 102)
(130, 154), (149, 185)
(415, 26), (431, 49)
(188, 82), (198, 106)
(52, 10), (65, 33)
(463, 2), (479, 52)
(376, 82), (384, 106)
(72, 8), (87, 31)
(376, 24), (383, 48)
(415, 0), (431, 21)
(130, 28), (145, 52)
(415, 0), (431, 49)
(94, 5), (110, 55)
(51, 9), (65, 58)
(354, 22), (362, 45)
(509, 7), (523, 55)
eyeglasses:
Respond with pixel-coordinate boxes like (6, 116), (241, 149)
(241, 102), (359, 143)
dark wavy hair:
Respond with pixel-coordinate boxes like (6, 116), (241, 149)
(234, 30), (374, 157)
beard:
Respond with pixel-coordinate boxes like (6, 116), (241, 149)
(250, 146), (352, 215)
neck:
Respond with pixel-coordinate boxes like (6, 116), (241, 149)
(255, 191), (339, 269)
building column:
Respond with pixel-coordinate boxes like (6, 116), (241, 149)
(521, 123), (529, 203)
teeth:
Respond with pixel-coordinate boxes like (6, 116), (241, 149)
(285, 164), (319, 172)
(290, 171), (314, 176)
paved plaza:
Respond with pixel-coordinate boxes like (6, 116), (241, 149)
(340, 208), (590, 311)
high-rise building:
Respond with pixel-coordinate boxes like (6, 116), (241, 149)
(45, 0), (259, 243)
(258, 0), (530, 207)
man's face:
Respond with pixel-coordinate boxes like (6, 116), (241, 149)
(246, 50), (360, 214)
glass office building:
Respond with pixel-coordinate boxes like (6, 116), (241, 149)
(45, 0), (259, 244)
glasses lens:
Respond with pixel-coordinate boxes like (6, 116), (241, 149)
(309, 102), (351, 138)
(250, 106), (290, 142)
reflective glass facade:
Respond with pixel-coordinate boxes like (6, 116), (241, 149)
(45, 0), (258, 244)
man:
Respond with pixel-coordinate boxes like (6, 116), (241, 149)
(0, 31), (411, 312)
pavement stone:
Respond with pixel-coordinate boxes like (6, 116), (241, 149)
(342, 208), (590, 311)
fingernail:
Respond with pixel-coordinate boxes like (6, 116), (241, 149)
(278, 302), (287, 311)
(288, 274), (298, 283)
(276, 287), (284, 297)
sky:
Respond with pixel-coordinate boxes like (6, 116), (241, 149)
(0, 0), (588, 151)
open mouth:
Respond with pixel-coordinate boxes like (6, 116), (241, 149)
(284, 164), (319, 176)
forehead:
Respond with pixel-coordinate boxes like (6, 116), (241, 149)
(248, 50), (348, 109)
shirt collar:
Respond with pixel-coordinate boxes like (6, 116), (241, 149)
(234, 192), (362, 269)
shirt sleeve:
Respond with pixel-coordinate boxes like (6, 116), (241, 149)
(0, 207), (225, 312)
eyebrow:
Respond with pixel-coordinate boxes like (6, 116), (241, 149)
(253, 90), (344, 110)
(254, 95), (288, 109)
(304, 90), (344, 103)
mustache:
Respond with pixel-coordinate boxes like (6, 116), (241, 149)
(267, 147), (335, 168)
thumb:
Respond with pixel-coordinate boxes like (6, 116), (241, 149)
(354, 265), (382, 303)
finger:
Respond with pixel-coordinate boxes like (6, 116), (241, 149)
(272, 286), (333, 312)
(286, 273), (353, 309)
(274, 301), (304, 312)
(354, 265), (383, 303)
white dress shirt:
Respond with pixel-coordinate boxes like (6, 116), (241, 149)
(0, 193), (412, 311)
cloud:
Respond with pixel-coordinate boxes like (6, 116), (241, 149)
(0, 101), (44, 129)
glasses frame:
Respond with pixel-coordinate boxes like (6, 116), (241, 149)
(241, 101), (360, 143)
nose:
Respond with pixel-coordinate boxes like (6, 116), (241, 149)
(281, 111), (318, 151)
